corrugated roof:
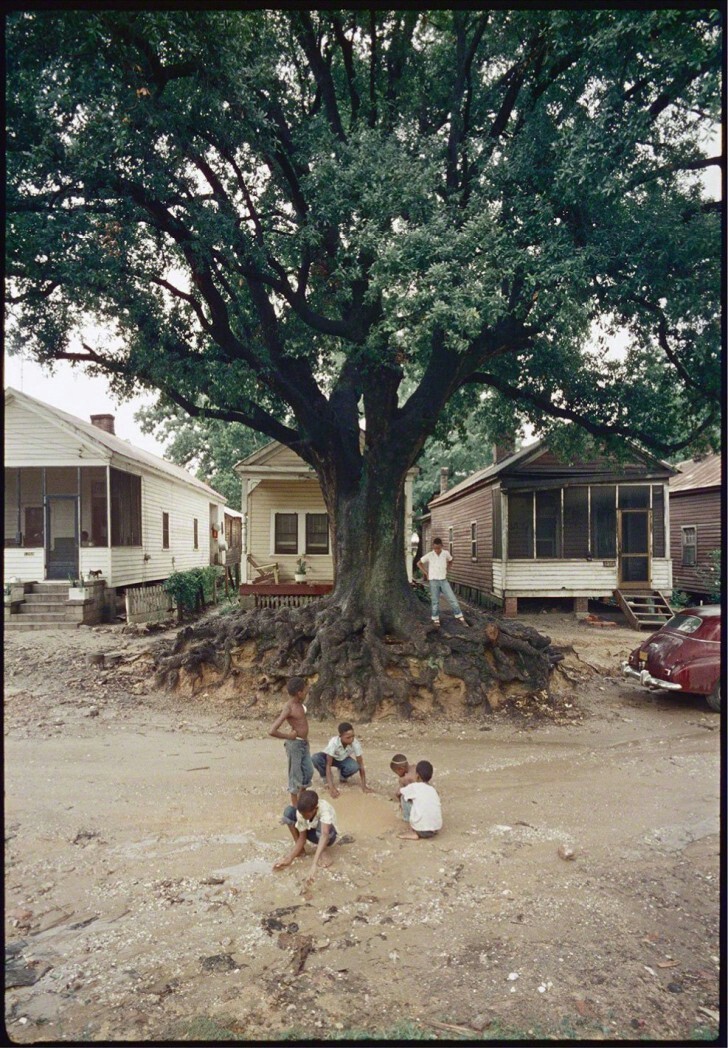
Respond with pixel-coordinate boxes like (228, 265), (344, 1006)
(670, 452), (722, 493)
(5, 386), (227, 502)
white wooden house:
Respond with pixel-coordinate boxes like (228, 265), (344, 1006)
(4, 387), (230, 595)
(235, 440), (419, 584)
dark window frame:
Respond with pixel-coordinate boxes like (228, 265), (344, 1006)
(162, 512), (170, 550)
(681, 525), (697, 567)
(274, 512), (298, 555)
(305, 512), (329, 555)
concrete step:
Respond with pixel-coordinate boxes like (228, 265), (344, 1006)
(4, 620), (80, 631)
(21, 599), (68, 607)
(17, 605), (68, 616)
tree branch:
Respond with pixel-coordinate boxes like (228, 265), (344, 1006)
(294, 12), (346, 141)
(63, 344), (300, 448)
(464, 370), (718, 455)
(330, 14), (360, 125)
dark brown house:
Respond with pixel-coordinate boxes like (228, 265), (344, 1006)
(669, 453), (722, 599)
(426, 438), (677, 625)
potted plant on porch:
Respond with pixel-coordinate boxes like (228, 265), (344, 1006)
(293, 557), (308, 584)
(68, 572), (89, 600)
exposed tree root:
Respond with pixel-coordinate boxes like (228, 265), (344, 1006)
(151, 598), (559, 718)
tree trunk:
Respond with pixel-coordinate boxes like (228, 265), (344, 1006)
(152, 456), (557, 719)
(325, 459), (416, 633)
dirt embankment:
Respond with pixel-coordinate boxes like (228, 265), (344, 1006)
(4, 613), (721, 1043)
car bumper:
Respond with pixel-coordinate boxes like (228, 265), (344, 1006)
(621, 662), (683, 691)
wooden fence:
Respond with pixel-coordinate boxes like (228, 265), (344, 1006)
(125, 584), (175, 624)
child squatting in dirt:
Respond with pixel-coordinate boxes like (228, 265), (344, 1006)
(311, 721), (375, 797)
(398, 760), (443, 840)
(273, 789), (338, 886)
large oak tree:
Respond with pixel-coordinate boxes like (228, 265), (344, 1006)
(6, 9), (722, 712)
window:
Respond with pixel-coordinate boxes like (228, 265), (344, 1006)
(681, 526), (697, 567)
(275, 512), (298, 554)
(619, 484), (650, 508)
(563, 486), (589, 558)
(305, 513), (329, 555)
(193, 518), (199, 550)
(162, 512), (170, 549)
(471, 522), (477, 560)
(508, 493), (533, 558)
(448, 527), (454, 555)
(110, 468), (142, 546)
(591, 486), (616, 558)
(81, 468), (108, 547)
(535, 490), (561, 558)
(24, 507), (44, 547)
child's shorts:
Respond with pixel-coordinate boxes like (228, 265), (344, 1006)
(284, 738), (313, 793)
(414, 829), (437, 839)
(282, 805), (337, 846)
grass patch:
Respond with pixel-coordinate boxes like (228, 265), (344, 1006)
(174, 1016), (247, 1041)
(280, 1022), (477, 1040)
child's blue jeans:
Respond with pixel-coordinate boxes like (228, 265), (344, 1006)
(311, 752), (359, 780)
(428, 578), (463, 619)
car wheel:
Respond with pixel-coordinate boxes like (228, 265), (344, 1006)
(706, 684), (721, 713)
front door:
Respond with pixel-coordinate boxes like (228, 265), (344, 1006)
(46, 495), (79, 580)
(618, 509), (651, 586)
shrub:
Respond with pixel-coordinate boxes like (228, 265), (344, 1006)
(163, 566), (222, 616)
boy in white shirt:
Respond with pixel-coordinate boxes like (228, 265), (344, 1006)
(398, 760), (442, 840)
(273, 789), (337, 885)
(312, 722), (374, 798)
(417, 537), (468, 627)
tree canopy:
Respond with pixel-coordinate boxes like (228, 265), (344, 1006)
(7, 8), (722, 476)
(7, 7), (722, 713)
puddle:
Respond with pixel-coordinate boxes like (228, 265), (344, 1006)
(213, 859), (271, 881)
(114, 832), (253, 859)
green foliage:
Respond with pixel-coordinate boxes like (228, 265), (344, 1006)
(163, 566), (221, 613)
(5, 9), (721, 587)
(669, 589), (692, 610)
(696, 548), (721, 603)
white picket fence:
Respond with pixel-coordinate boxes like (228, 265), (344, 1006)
(125, 584), (175, 624)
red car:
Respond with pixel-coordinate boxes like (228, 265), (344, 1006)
(622, 605), (722, 712)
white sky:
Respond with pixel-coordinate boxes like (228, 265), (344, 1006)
(4, 352), (166, 456)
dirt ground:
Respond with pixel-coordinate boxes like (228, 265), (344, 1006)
(3, 609), (721, 1043)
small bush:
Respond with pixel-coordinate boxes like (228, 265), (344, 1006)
(163, 566), (223, 616)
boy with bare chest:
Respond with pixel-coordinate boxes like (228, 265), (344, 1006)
(268, 676), (313, 806)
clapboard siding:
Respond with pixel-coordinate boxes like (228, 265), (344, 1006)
(5, 400), (109, 466)
(501, 557), (671, 595)
(248, 478), (333, 582)
(109, 473), (219, 588)
(430, 487), (493, 593)
(670, 490), (721, 594)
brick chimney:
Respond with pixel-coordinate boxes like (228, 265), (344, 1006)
(90, 414), (116, 435)
(493, 439), (515, 464)
(439, 467), (449, 493)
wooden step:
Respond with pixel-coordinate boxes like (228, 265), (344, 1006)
(613, 588), (673, 630)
